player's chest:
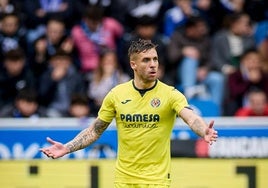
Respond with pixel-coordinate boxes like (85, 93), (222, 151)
(115, 94), (168, 114)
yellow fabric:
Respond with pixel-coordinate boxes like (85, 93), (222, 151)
(98, 80), (188, 185)
(114, 182), (170, 188)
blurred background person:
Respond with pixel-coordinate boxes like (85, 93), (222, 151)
(235, 87), (268, 117)
(71, 4), (124, 74)
(167, 16), (224, 111)
(163, 0), (199, 38)
(29, 17), (74, 79)
(0, 48), (35, 108)
(23, 0), (75, 32)
(67, 93), (92, 118)
(80, 0), (167, 33)
(38, 50), (86, 117)
(254, 19), (268, 73)
(0, 0), (24, 21)
(0, 12), (27, 63)
(87, 49), (130, 114)
(210, 12), (255, 76)
(217, 0), (244, 14)
(125, 0), (164, 32)
(120, 15), (169, 78)
(191, 0), (218, 35)
(225, 49), (268, 116)
(217, 0), (268, 23)
(258, 35), (268, 73)
(0, 88), (47, 118)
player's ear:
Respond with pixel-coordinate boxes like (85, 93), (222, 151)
(130, 61), (136, 70)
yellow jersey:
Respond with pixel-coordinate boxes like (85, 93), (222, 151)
(98, 80), (188, 185)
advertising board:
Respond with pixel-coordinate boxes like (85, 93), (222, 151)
(0, 117), (268, 159)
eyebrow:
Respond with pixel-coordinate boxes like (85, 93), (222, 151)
(142, 56), (158, 61)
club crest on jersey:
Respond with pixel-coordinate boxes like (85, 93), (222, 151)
(150, 98), (160, 108)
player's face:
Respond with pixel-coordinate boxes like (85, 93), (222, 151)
(131, 48), (159, 83)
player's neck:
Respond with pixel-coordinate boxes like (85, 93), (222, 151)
(133, 79), (157, 90)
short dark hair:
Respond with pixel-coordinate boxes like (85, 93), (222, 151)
(49, 49), (71, 61)
(46, 16), (65, 27)
(134, 15), (157, 27)
(16, 89), (38, 103)
(128, 39), (157, 58)
(70, 93), (89, 106)
(185, 16), (205, 28)
(84, 5), (104, 21)
(1, 12), (19, 22)
(239, 48), (258, 61)
(4, 48), (25, 61)
(223, 12), (250, 29)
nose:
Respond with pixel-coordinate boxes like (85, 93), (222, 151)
(149, 60), (158, 67)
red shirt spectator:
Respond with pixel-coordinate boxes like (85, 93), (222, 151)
(71, 5), (123, 73)
(235, 88), (268, 116)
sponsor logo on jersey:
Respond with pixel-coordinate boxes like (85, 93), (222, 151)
(120, 114), (160, 122)
(120, 114), (160, 128)
(121, 99), (131, 104)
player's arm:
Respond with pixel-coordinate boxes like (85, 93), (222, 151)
(178, 107), (218, 144)
(40, 118), (110, 159)
(65, 118), (110, 153)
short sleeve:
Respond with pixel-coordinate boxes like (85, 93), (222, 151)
(98, 90), (116, 123)
(169, 88), (188, 114)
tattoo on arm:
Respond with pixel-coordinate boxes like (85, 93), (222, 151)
(180, 107), (207, 138)
(65, 118), (110, 153)
(189, 118), (205, 137)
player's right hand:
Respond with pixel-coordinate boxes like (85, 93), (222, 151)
(40, 137), (69, 159)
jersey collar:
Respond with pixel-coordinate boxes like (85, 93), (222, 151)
(132, 79), (158, 97)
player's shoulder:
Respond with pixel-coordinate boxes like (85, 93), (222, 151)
(111, 80), (132, 91)
(157, 80), (185, 97)
(157, 80), (177, 91)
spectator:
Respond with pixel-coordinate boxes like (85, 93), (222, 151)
(258, 36), (268, 72)
(0, 88), (47, 118)
(254, 19), (268, 72)
(120, 15), (169, 78)
(0, 48), (36, 108)
(67, 93), (92, 118)
(235, 88), (268, 116)
(226, 49), (268, 115)
(254, 19), (268, 49)
(167, 16), (225, 109)
(0, 12), (27, 62)
(210, 12), (255, 76)
(71, 4), (124, 73)
(38, 50), (86, 117)
(163, 0), (200, 37)
(122, 0), (164, 32)
(218, 0), (244, 14)
(87, 49), (130, 113)
(0, 0), (23, 20)
(192, 0), (219, 35)
(29, 17), (74, 79)
(23, 0), (75, 30)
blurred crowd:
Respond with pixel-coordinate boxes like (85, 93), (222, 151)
(0, 0), (268, 118)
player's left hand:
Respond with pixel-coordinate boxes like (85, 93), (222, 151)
(204, 120), (218, 145)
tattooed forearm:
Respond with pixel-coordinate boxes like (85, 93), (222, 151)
(64, 118), (110, 153)
(189, 117), (207, 138)
(180, 107), (208, 139)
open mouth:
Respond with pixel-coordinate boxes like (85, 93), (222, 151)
(149, 71), (156, 76)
